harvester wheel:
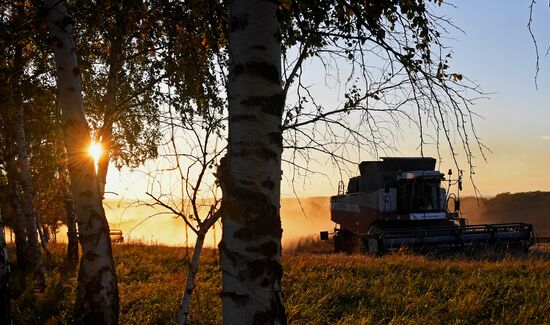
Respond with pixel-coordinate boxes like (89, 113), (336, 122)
(360, 235), (382, 255)
(334, 229), (356, 253)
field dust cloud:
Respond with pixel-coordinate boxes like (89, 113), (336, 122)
(47, 192), (550, 247)
(52, 197), (334, 248)
(460, 192), (550, 237)
(280, 197), (334, 246)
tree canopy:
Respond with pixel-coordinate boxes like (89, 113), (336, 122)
(0, 0), (488, 322)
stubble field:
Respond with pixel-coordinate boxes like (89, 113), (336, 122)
(7, 241), (550, 324)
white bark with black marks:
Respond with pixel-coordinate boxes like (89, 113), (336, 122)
(43, 0), (119, 323)
(220, 0), (286, 323)
(177, 232), (206, 325)
(15, 100), (46, 286)
(4, 145), (29, 271)
(56, 122), (79, 267)
(63, 172), (79, 268)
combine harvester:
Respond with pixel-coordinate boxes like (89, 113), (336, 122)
(320, 157), (534, 254)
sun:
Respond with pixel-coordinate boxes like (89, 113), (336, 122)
(88, 141), (103, 164)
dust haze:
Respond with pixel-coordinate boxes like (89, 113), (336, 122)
(461, 192), (550, 237)
(48, 192), (550, 247)
(50, 197), (334, 248)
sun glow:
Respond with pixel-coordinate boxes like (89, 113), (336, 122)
(88, 141), (103, 165)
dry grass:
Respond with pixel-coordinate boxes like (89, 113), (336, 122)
(7, 242), (550, 324)
(283, 252), (550, 324)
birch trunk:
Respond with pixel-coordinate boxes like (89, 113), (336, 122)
(97, 10), (124, 199)
(44, 0), (119, 323)
(2, 2), (33, 278)
(220, 0), (286, 323)
(4, 146), (28, 271)
(177, 232), (205, 325)
(36, 219), (50, 256)
(96, 52), (119, 199)
(0, 209), (10, 325)
(96, 120), (112, 199)
(57, 124), (79, 267)
(63, 173), (79, 268)
(14, 89), (45, 286)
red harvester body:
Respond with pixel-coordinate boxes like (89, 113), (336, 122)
(323, 157), (533, 254)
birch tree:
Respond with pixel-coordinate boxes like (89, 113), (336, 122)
(71, 0), (165, 199)
(145, 102), (225, 324)
(43, 0), (119, 322)
(60, 160), (79, 268)
(51, 122), (79, 267)
(1, 118), (28, 272)
(14, 100), (46, 286)
(217, 0), (485, 321)
(219, 0), (286, 322)
(73, 0), (225, 200)
(0, 0), (48, 286)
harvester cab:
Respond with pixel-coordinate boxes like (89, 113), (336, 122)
(321, 157), (534, 254)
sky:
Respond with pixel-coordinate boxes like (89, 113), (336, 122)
(104, 0), (550, 200)
(430, 0), (550, 196)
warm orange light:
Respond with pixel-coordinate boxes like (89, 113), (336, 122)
(88, 141), (103, 164)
